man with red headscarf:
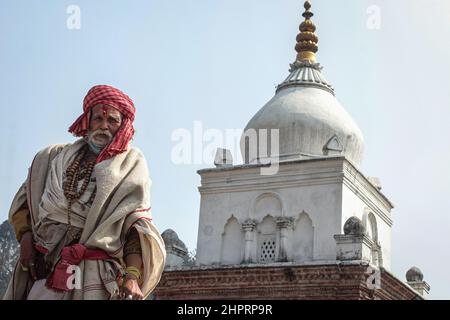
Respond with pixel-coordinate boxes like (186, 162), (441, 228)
(4, 85), (166, 300)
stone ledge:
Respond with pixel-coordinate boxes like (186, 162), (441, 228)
(154, 263), (421, 300)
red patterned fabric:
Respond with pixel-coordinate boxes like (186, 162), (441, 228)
(68, 85), (136, 163)
(46, 244), (111, 292)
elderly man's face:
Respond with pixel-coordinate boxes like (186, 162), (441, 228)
(88, 104), (122, 147)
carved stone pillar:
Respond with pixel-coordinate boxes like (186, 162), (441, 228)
(276, 217), (294, 262)
(242, 219), (257, 263)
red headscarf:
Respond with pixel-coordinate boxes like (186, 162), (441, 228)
(68, 85), (136, 163)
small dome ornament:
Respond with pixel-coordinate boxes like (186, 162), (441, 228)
(406, 267), (424, 282)
(343, 217), (366, 236)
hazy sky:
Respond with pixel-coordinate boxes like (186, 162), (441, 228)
(0, 0), (449, 299)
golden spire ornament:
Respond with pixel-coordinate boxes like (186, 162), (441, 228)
(295, 1), (319, 62)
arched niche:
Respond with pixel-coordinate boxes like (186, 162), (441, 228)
(292, 211), (314, 262)
(363, 212), (378, 243)
(251, 192), (283, 220)
(220, 216), (244, 265)
(256, 215), (277, 263)
(362, 210), (382, 267)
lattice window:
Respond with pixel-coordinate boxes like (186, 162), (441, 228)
(259, 238), (276, 263)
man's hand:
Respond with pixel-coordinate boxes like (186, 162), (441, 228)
(19, 231), (37, 280)
(119, 275), (144, 300)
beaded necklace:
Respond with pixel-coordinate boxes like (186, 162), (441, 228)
(63, 145), (97, 242)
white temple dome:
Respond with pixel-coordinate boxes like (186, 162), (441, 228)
(240, 2), (364, 167)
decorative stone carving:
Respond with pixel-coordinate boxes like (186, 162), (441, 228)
(406, 266), (423, 282)
(323, 135), (344, 156)
(275, 216), (294, 229)
(276, 217), (294, 262)
(242, 219), (257, 263)
(406, 267), (430, 299)
(161, 229), (189, 268)
(344, 216), (366, 236)
(242, 219), (257, 231)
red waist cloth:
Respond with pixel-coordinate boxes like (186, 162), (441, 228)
(41, 243), (111, 292)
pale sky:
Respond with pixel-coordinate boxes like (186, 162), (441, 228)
(0, 0), (449, 299)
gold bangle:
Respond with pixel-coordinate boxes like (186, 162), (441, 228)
(125, 266), (141, 280)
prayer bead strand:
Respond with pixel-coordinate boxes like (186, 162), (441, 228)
(63, 145), (96, 242)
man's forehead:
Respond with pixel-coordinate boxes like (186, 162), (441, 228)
(91, 104), (122, 117)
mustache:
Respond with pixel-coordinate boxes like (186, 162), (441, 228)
(90, 129), (113, 139)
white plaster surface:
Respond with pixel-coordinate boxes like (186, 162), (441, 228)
(196, 157), (393, 271)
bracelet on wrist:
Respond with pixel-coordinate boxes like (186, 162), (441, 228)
(124, 266), (141, 281)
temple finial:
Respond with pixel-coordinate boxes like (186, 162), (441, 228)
(295, 1), (319, 62)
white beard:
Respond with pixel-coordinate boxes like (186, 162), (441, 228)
(87, 129), (113, 147)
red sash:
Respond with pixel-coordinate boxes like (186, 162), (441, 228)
(42, 243), (111, 292)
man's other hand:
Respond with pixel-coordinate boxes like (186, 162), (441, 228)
(19, 231), (37, 280)
(120, 275), (144, 300)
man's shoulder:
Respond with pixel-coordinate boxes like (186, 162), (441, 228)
(33, 142), (73, 162)
(37, 142), (71, 155)
(127, 146), (150, 162)
(125, 146), (150, 171)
